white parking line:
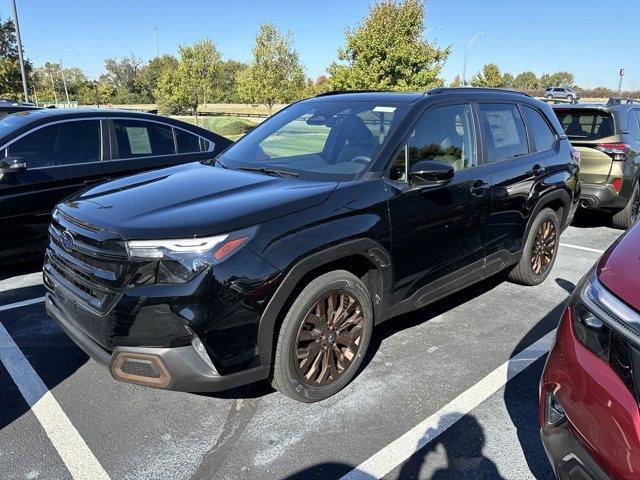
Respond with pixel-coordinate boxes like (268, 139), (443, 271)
(340, 330), (556, 480)
(0, 319), (109, 479)
(559, 242), (605, 254)
(0, 296), (45, 312)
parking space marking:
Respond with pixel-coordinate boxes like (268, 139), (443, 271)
(341, 330), (555, 480)
(559, 242), (605, 254)
(0, 322), (110, 480)
(0, 296), (45, 312)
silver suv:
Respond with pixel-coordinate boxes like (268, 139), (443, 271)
(544, 87), (581, 102)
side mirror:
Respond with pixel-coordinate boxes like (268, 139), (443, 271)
(0, 157), (27, 174)
(409, 160), (454, 186)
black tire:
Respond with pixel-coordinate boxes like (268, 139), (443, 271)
(272, 270), (373, 402)
(508, 208), (560, 286)
(567, 95), (573, 103)
(546, 94), (553, 99)
(611, 181), (640, 230)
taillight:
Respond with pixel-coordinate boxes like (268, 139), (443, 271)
(595, 143), (630, 161)
(611, 178), (622, 193)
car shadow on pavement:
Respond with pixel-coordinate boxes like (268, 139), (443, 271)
(502, 277), (576, 480)
(0, 260), (42, 282)
(570, 210), (615, 229)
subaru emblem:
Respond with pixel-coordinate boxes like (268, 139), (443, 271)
(61, 230), (75, 252)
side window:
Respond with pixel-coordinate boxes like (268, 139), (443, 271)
(522, 105), (556, 152)
(478, 103), (528, 163)
(6, 120), (100, 168)
(113, 119), (175, 158)
(175, 128), (203, 153)
(629, 111), (640, 140)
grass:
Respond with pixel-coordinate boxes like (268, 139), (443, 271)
(172, 115), (259, 141)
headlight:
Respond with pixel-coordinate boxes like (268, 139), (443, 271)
(125, 226), (258, 284)
(571, 271), (610, 361)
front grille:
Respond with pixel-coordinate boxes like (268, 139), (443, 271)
(44, 210), (130, 314)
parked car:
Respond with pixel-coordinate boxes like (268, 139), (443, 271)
(44, 88), (580, 402)
(0, 108), (232, 264)
(553, 99), (640, 228)
(0, 99), (41, 118)
(540, 221), (640, 479)
(544, 87), (581, 103)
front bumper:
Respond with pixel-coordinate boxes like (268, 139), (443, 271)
(541, 423), (609, 480)
(46, 294), (269, 392)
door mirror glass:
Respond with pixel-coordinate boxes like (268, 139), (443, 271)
(0, 156), (27, 174)
(409, 160), (454, 185)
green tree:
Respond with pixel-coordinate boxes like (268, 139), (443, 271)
(513, 71), (539, 90)
(155, 39), (223, 114)
(546, 71), (574, 88)
(449, 75), (463, 87)
(139, 54), (178, 102)
(236, 23), (305, 114)
(217, 59), (247, 103)
(502, 72), (515, 88)
(327, 0), (449, 91)
(0, 16), (31, 100)
(302, 75), (329, 97)
(470, 63), (503, 88)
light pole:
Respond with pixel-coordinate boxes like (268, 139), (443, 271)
(462, 32), (483, 86)
(154, 26), (158, 57)
(59, 60), (71, 107)
(10, 0), (28, 102)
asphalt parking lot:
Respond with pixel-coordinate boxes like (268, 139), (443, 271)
(0, 213), (623, 480)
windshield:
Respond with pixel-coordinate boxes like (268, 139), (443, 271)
(554, 109), (615, 140)
(218, 100), (410, 181)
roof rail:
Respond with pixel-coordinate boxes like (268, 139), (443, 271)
(426, 87), (532, 97)
(315, 90), (383, 97)
(606, 97), (640, 106)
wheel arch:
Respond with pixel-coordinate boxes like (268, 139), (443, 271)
(256, 238), (392, 368)
(523, 189), (571, 244)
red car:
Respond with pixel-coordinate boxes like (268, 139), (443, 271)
(540, 222), (640, 479)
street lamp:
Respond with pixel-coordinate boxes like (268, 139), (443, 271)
(462, 31), (483, 86)
(10, 0), (28, 102)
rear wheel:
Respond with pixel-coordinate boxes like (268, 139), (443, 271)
(611, 181), (640, 229)
(508, 208), (560, 286)
(272, 270), (373, 402)
(546, 94), (553, 99)
(567, 95), (574, 103)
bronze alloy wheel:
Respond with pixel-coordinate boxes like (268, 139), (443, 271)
(531, 219), (557, 275)
(294, 290), (364, 386)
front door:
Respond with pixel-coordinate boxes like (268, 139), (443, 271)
(386, 103), (492, 310)
(0, 119), (111, 261)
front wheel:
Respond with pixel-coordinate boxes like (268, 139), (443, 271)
(508, 208), (560, 286)
(546, 94), (553, 99)
(611, 181), (640, 229)
(567, 95), (574, 103)
(272, 270), (373, 402)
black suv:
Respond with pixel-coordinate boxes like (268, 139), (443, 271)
(0, 108), (230, 264)
(44, 88), (580, 402)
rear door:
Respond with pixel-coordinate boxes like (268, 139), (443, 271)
(554, 108), (618, 184)
(106, 118), (216, 178)
(0, 118), (111, 260)
(480, 102), (551, 263)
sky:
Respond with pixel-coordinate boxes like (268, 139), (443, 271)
(4, 0), (640, 90)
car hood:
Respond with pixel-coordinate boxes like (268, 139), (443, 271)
(58, 162), (338, 239)
(597, 223), (640, 312)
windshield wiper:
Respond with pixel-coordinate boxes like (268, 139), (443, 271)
(236, 166), (299, 178)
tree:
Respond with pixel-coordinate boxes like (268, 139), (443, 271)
(501, 72), (515, 88)
(139, 54), (178, 101)
(470, 63), (503, 88)
(546, 71), (574, 88)
(102, 55), (148, 103)
(217, 59), (247, 103)
(302, 75), (329, 97)
(449, 75), (463, 87)
(513, 71), (539, 90)
(236, 23), (305, 114)
(155, 39), (223, 114)
(327, 0), (449, 92)
(0, 17), (31, 100)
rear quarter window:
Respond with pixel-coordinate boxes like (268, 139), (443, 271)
(478, 103), (528, 162)
(554, 109), (615, 140)
(523, 106), (556, 152)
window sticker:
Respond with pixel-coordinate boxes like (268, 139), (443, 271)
(125, 127), (152, 155)
(373, 106), (396, 113)
(485, 111), (519, 148)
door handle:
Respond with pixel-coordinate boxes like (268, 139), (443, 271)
(527, 164), (545, 177)
(84, 177), (110, 186)
(470, 180), (489, 197)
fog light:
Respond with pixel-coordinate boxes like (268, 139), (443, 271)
(545, 392), (566, 426)
(111, 352), (171, 388)
(192, 337), (216, 372)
